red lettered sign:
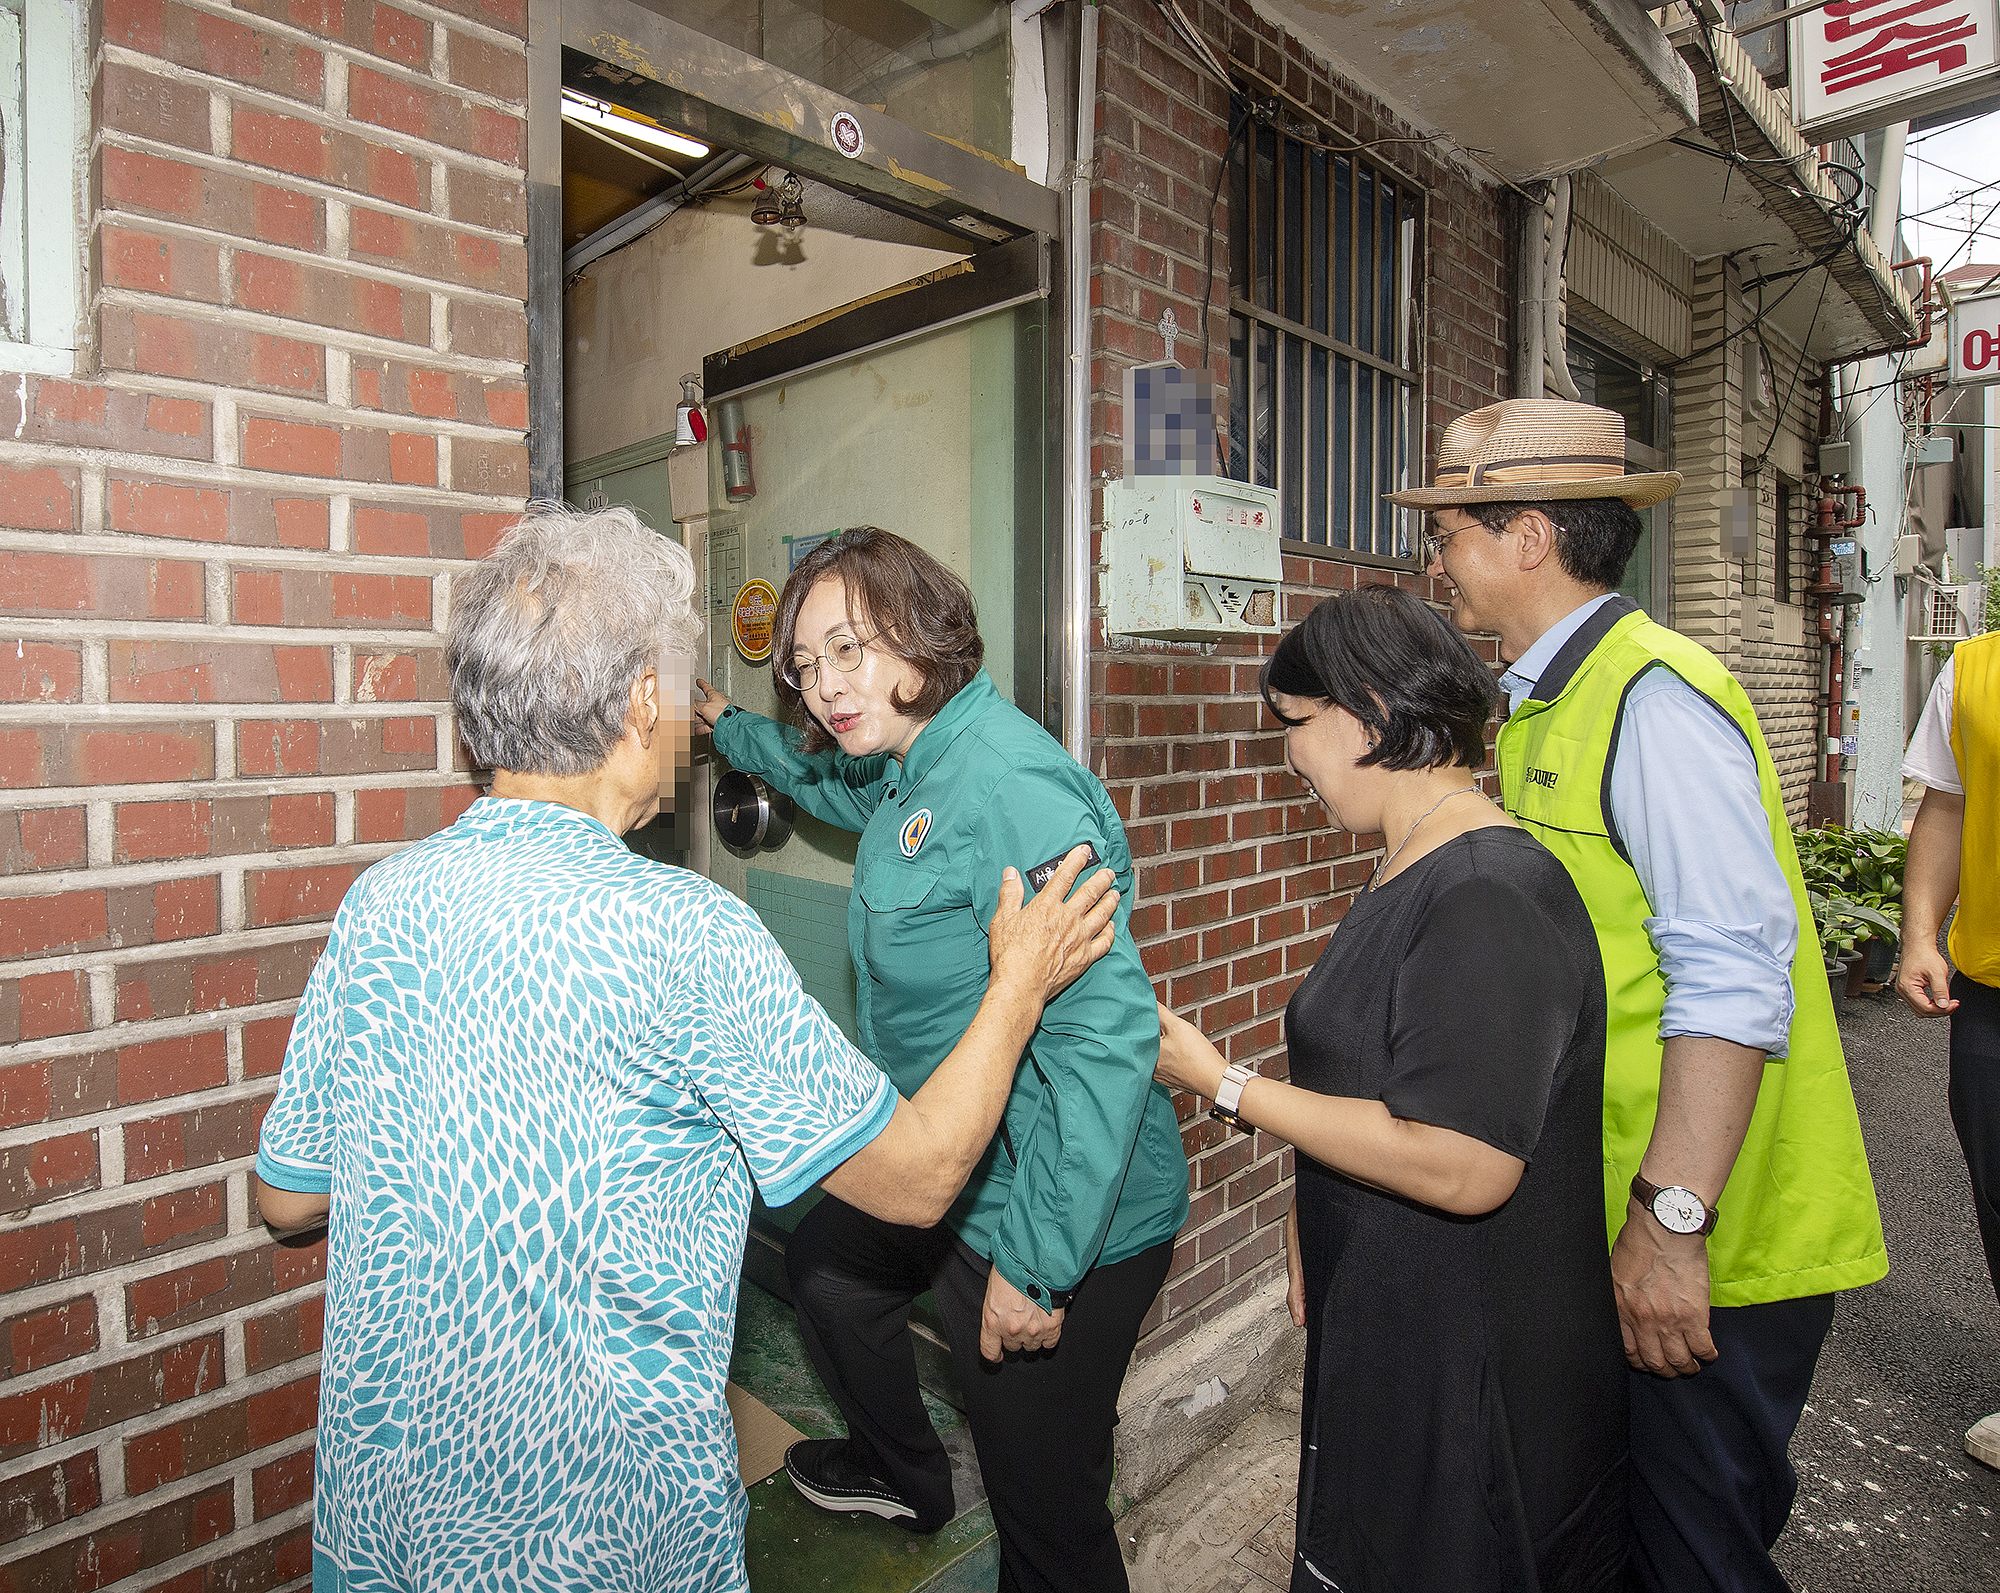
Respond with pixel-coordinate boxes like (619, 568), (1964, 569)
(1793, 0), (1999, 138)
(1950, 294), (2000, 387)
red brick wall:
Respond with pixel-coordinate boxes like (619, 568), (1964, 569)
(1, 0), (1508, 1568)
(1086, 0), (1512, 1357)
(0, 0), (528, 1581)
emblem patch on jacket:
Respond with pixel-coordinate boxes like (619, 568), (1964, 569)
(900, 809), (933, 857)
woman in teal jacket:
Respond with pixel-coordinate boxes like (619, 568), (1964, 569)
(694, 528), (1187, 1593)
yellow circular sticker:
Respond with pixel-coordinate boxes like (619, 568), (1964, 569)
(731, 579), (778, 663)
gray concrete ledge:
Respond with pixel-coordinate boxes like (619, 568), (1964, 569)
(1114, 1275), (1307, 1508)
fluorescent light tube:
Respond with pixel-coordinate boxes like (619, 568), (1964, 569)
(560, 91), (710, 160)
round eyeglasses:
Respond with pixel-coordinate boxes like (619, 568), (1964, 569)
(781, 633), (876, 691)
(1422, 509), (1522, 565)
(1421, 521), (1469, 565)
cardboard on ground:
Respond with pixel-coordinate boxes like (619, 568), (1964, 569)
(727, 1380), (805, 1486)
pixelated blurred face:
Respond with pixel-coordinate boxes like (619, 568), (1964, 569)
(653, 650), (696, 850)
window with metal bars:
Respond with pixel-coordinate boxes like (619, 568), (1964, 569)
(1225, 123), (1424, 560)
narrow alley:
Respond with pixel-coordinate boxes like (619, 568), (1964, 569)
(1118, 991), (2000, 1593)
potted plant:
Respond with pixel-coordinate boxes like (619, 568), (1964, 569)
(1806, 887), (1901, 995)
(1794, 825), (1906, 996)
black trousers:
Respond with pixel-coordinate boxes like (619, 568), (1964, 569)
(785, 1195), (1172, 1593)
(1950, 972), (2000, 1304)
(1627, 1292), (1836, 1593)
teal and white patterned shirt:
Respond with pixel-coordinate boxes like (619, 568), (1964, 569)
(257, 798), (896, 1593)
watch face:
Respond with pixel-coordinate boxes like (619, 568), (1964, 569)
(1652, 1186), (1708, 1234)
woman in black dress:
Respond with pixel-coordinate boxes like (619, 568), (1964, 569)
(1156, 585), (1628, 1593)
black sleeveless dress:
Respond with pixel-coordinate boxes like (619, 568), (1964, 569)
(1285, 828), (1629, 1593)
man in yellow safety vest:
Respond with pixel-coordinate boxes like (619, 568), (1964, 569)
(1897, 627), (2000, 1471)
(1395, 398), (1886, 1593)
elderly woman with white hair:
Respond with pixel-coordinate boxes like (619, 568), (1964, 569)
(251, 503), (1120, 1593)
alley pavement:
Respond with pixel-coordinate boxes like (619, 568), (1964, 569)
(1774, 990), (2000, 1591)
(1121, 988), (2000, 1593)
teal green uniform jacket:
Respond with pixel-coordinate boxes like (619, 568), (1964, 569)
(713, 670), (1190, 1304)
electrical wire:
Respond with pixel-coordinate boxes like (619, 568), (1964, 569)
(1199, 97), (1252, 379)
(1690, 19), (1870, 235)
(1693, 22), (1748, 212)
(1820, 160), (1866, 208)
(1904, 174), (2000, 220)
(1667, 133), (1826, 174)
(1154, 0), (1231, 86)
(1146, 0), (1524, 176)
(1906, 150), (1999, 189)
(1147, 0), (1229, 88)
(1932, 188), (2000, 276)
(1668, 212), (1863, 368)
(1751, 266), (1829, 475)
(1830, 361), (1911, 406)
(1907, 218), (2000, 235)
(1840, 349), (1913, 428)
(1146, 0), (1543, 388)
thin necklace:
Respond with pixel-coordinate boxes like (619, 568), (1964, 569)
(1367, 787), (1479, 891)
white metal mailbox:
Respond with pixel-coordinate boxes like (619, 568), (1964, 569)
(1104, 476), (1283, 641)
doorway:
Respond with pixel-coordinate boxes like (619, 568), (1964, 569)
(560, 154), (1056, 938)
(549, 11), (1065, 1582)
(553, 0), (1066, 893)
(685, 239), (1055, 1031)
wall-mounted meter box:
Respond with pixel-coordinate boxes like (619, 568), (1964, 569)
(1830, 537), (1864, 599)
(1105, 476), (1283, 641)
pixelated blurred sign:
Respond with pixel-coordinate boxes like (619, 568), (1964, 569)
(1791, 0), (2000, 141)
(1124, 362), (1216, 478)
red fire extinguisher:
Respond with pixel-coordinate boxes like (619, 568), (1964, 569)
(717, 397), (756, 502)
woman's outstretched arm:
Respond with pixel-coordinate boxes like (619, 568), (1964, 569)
(1154, 1004), (1525, 1216)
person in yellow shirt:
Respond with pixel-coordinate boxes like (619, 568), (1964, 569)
(1897, 629), (2000, 1471)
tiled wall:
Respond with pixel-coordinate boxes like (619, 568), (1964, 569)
(746, 869), (861, 1045)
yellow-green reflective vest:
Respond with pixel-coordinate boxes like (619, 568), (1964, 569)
(1497, 600), (1887, 1306)
(1948, 631), (2000, 986)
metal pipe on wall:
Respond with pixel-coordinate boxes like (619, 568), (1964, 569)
(1867, 122), (1906, 259)
(1513, 187), (1546, 399)
(1060, 0), (1097, 765)
(1545, 175), (1582, 402)
(525, 0), (564, 501)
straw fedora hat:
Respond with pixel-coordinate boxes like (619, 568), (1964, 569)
(1385, 398), (1682, 510)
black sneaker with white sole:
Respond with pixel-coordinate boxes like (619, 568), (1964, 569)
(783, 1439), (941, 1532)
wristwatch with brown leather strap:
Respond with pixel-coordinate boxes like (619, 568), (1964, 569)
(1631, 1172), (1719, 1236)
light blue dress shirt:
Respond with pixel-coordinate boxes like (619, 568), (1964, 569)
(1500, 597), (1799, 1056)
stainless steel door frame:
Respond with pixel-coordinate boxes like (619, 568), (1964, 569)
(527, 0), (1082, 739)
(558, 0), (1060, 247)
